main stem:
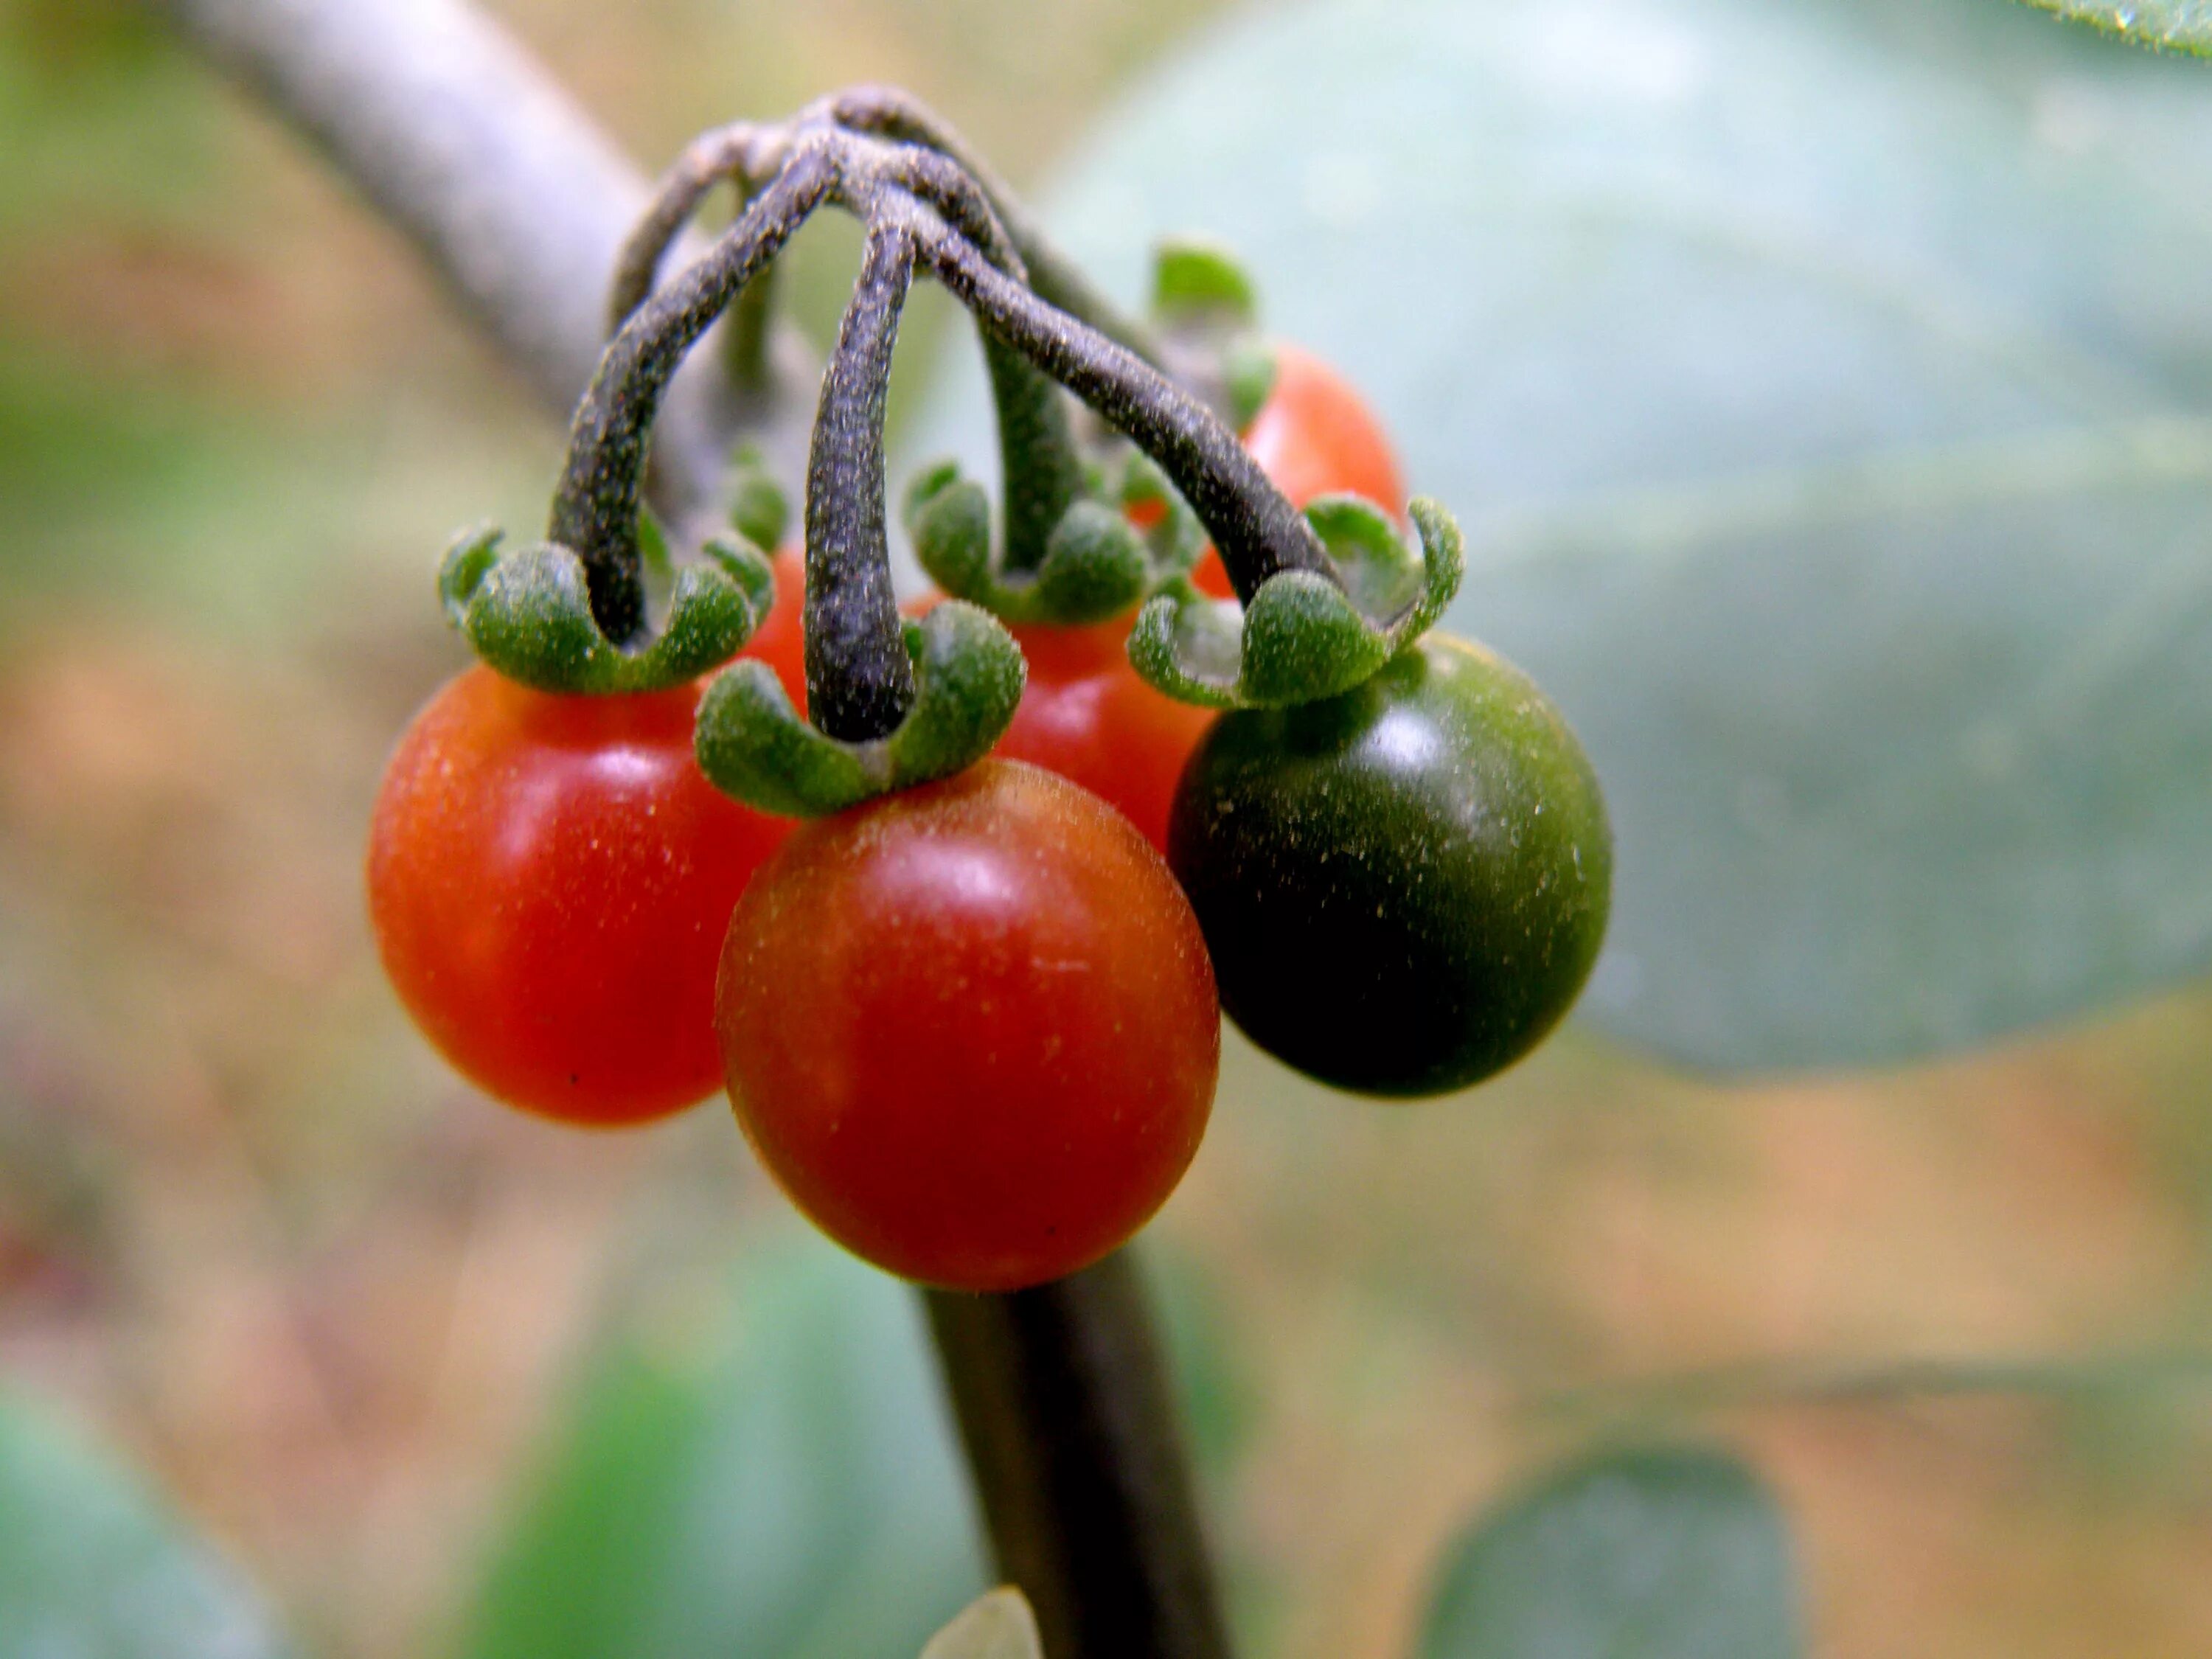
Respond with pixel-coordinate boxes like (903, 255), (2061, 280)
(925, 1251), (1233, 1659)
(153, 0), (818, 532)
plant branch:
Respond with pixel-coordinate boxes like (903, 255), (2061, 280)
(148, 0), (817, 530)
(925, 1251), (1232, 1659)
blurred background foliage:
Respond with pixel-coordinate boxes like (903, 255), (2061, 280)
(0, 0), (2208, 1656)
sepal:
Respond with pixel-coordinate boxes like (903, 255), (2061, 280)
(727, 444), (790, 555)
(1129, 495), (1464, 709)
(1151, 237), (1259, 332)
(436, 523), (774, 695)
(1149, 237), (1276, 428)
(692, 599), (1026, 817)
(904, 461), (1191, 626)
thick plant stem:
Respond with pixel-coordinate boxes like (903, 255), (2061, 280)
(151, 0), (816, 529)
(824, 83), (1166, 370)
(924, 1252), (1233, 1659)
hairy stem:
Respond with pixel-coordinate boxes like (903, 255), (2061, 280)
(925, 1251), (1233, 1659)
(804, 218), (920, 740)
(548, 152), (833, 641)
(928, 233), (1332, 603)
(605, 122), (783, 396)
(826, 84), (1166, 370)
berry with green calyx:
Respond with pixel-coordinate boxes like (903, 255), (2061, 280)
(1129, 495), (1462, 710)
(1168, 633), (1612, 1097)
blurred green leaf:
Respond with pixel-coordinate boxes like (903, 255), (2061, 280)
(0, 1), (215, 230)
(1147, 1248), (1259, 1477)
(2017, 1), (2212, 54)
(461, 1238), (987, 1659)
(0, 1389), (294, 1658)
(915, 0), (2212, 1071)
(917, 1588), (1043, 1659)
(1419, 1447), (1801, 1659)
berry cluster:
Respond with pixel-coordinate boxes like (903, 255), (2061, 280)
(367, 89), (1612, 1292)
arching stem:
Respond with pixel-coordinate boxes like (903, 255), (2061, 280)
(927, 232), (1333, 605)
(824, 84), (1167, 372)
(607, 122), (782, 394)
(803, 218), (919, 741)
(548, 148), (832, 642)
(845, 135), (1085, 577)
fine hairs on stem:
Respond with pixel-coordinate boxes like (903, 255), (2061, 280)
(802, 219), (918, 740)
(560, 97), (1338, 657)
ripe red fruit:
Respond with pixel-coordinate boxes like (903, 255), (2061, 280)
(715, 760), (1220, 1290)
(369, 665), (788, 1125)
(737, 547), (811, 706)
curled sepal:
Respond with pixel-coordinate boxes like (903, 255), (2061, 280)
(693, 599), (1026, 817)
(1151, 237), (1259, 333)
(904, 462), (1177, 626)
(1129, 494), (1465, 709)
(727, 444), (790, 554)
(436, 525), (775, 695)
(1117, 453), (1206, 577)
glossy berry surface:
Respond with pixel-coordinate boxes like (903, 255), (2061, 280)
(369, 665), (788, 1125)
(994, 618), (1215, 853)
(1169, 635), (1610, 1097)
(716, 759), (1220, 1290)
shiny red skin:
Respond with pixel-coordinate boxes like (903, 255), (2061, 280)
(715, 760), (1220, 1291)
(369, 665), (788, 1126)
(1189, 341), (1408, 598)
(993, 618), (1214, 854)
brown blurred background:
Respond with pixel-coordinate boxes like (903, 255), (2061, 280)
(1, 0), (2209, 1655)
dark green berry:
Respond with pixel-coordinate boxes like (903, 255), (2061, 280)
(1168, 633), (1611, 1096)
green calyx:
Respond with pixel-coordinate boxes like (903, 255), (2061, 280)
(1129, 495), (1464, 709)
(903, 459), (1197, 627)
(727, 444), (790, 556)
(437, 523), (774, 695)
(692, 599), (1026, 817)
(1150, 238), (1276, 430)
(1152, 238), (1259, 331)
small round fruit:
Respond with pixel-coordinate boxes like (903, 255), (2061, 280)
(1168, 635), (1610, 1097)
(994, 617), (1215, 853)
(369, 665), (788, 1125)
(716, 760), (1220, 1290)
